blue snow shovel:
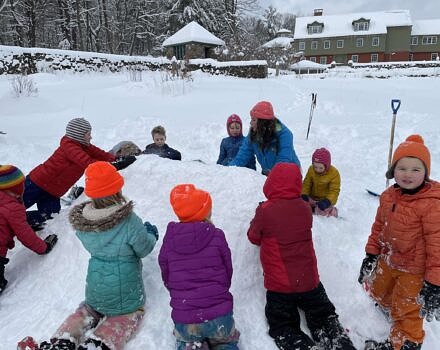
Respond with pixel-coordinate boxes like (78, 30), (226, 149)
(366, 99), (401, 197)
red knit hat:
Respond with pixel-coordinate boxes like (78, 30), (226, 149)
(226, 114), (243, 136)
(170, 184), (212, 222)
(0, 165), (25, 196)
(250, 101), (275, 120)
(312, 148), (331, 171)
(85, 161), (124, 198)
(386, 134), (431, 179)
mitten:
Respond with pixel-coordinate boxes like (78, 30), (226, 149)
(301, 194), (310, 202)
(317, 198), (331, 211)
(41, 234), (58, 255)
(112, 155), (137, 171)
(417, 280), (440, 321)
(144, 221), (159, 240)
(358, 254), (379, 284)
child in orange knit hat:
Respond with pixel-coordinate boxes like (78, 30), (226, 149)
(159, 184), (240, 349)
(359, 135), (440, 350)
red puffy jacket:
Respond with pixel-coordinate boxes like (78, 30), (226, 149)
(0, 191), (47, 257)
(247, 163), (320, 293)
(29, 136), (115, 197)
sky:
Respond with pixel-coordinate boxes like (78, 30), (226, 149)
(258, 0), (440, 20)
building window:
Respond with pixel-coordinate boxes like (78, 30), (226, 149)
(299, 41), (305, 51)
(337, 39), (344, 48)
(308, 25), (323, 34)
(422, 36), (438, 45)
(311, 41), (318, 50)
(354, 21), (369, 31)
(356, 38), (364, 47)
(351, 55), (359, 63)
(324, 40), (330, 49)
(371, 53), (378, 62)
(173, 45), (185, 60)
(310, 57), (316, 62)
(431, 53), (439, 61)
(320, 56), (327, 64)
(372, 37), (379, 46)
(411, 36), (418, 45)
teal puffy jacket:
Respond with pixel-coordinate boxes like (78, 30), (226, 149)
(69, 201), (157, 316)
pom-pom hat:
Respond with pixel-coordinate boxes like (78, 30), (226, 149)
(226, 114), (243, 136)
(0, 165), (25, 196)
(170, 184), (212, 222)
(250, 101), (275, 120)
(386, 134), (431, 179)
(85, 161), (124, 198)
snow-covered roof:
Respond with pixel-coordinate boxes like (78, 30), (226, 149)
(162, 21), (225, 47)
(291, 59), (327, 69)
(261, 37), (294, 49)
(294, 10), (412, 39)
(412, 19), (440, 35)
(277, 28), (292, 34)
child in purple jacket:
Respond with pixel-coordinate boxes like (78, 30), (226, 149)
(159, 184), (240, 350)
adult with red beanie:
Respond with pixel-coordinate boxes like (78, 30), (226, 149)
(0, 165), (57, 295)
(229, 101), (301, 175)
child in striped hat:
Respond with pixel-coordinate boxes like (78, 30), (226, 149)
(0, 165), (57, 295)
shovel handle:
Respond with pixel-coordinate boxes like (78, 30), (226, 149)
(391, 99), (401, 114)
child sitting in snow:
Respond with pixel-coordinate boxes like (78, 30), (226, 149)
(359, 135), (440, 350)
(247, 163), (355, 350)
(34, 161), (158, 350)
(0, 165), (57, 295)
(142, 125), (181, 160)
(23, 117), (136, 230)
(217, 114), (255, 170)
(301, 148), (340, 217)
(159, 184), (240, 349)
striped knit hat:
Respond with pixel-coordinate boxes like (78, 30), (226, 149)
(65, 118), (92, 145)
(0, 165), (25, 196)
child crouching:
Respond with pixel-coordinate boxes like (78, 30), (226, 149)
(159, 184), (240, 349)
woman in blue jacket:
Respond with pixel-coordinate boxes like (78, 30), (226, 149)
(229, 101), (301, 175)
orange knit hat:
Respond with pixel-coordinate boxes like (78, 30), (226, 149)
(170, 184), (212, 222)
(386, 134), (431, 179)
(85, 161), (124, 198)
(250, 101), (275, 120)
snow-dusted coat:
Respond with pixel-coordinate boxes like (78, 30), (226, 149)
(366, 182), (440, 286)
(69, 201), (157, 316)
(247, 163), (320, 293)
(229, 120), (301, 172)
(217, 136), (256, 170)
(301, 165), (341, 205)
(29, 136), (115, 198)
(0, 191), (47, 257)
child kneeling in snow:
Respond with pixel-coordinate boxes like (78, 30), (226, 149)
(301, 148), (340, 218)
(37, 161), (158, 350)
(247, 163), (355, 350)
(159, 184), (240, 350)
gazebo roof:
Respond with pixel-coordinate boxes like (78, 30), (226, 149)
(163, 21), (225, 47)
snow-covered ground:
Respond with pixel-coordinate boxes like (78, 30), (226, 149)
(0, 69), (439, 349)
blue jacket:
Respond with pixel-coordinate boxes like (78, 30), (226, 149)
(69, 201), (157, 316)
(217, 136), (256, 170)
(229, 120), (301, 173)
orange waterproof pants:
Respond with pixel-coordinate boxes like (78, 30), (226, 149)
(368, 258), (424, 350)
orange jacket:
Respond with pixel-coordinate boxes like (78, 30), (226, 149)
(366, 181), (440, 285)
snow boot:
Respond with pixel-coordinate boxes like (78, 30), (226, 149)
(364, 339), (393, 350)
(78, 338), (110, 350)
(274, 330), (318, 350)
(67, 185), (84, 201)
(40, 339), (75, 350)
(312, 315), (356, 350)
(0, 257), (8, 295)
(401, 340), (422, 350)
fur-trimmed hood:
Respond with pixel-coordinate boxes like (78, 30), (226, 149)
(69, 201), (134, 232)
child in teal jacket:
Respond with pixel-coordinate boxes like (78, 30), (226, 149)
(37, 161), (158, 350)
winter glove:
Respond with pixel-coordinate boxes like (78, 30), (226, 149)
(358, 254), (379, 284)
(301, 194), (310, 202)
(144, 221), (159, 240)
(111, 155), (137, 171)
(41, 234), (58, 255)
(317, 198), (331, 211)
(417, 280), (440, 321)
(261, 169), (270, 176)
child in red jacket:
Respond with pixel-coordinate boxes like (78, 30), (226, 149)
(23, 118), (136, 229)
(247, 162), (355, 350)
(0, 165), (57, 295)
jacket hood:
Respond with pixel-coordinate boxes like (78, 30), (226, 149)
(69, 201), (133, 232)
(165, 221), (215, 254)
(263, 163), (302, 200)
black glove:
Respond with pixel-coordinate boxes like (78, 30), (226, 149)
(0, 256), (8, 294)
(41, 234), (58, 255)
(144, 221), (159, 240)
(358, 254), (379, 284)
(317, 198), (331, 211)
(417, 280), (440, 322)
(112, 155), (136, 171)
(261, 169), (270, 176)
(301, 194), (310, 202)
